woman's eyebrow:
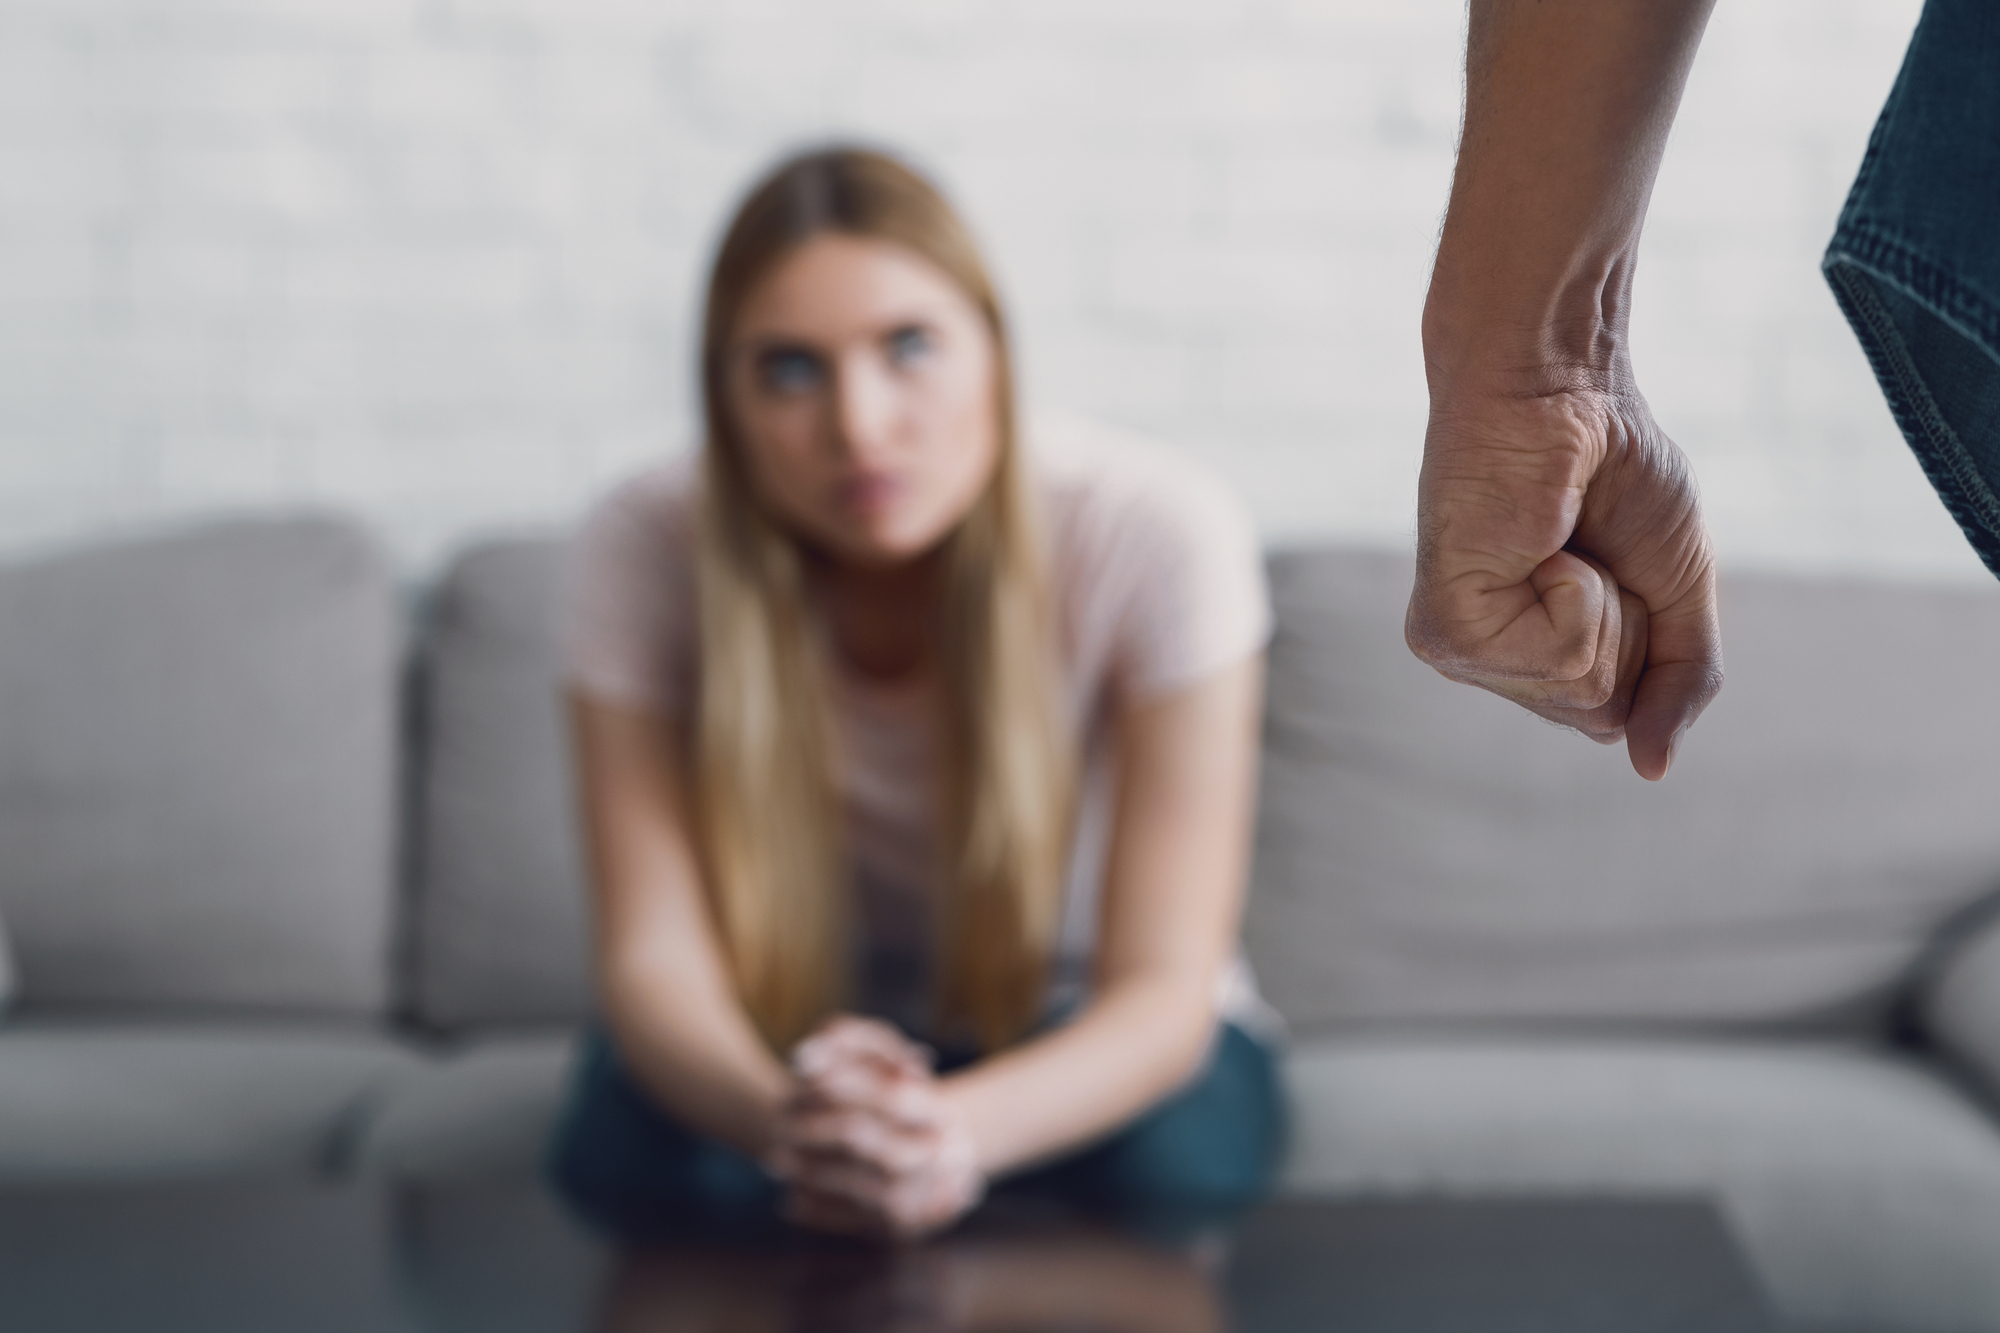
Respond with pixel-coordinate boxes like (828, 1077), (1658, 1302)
(739, 331), (821, 351)
(736, 309), (951, 351)
(871, 314), (950, 348)
(880, 304), (953, 326)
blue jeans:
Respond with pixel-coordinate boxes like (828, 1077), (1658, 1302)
(546, 1022), (1287, 1241)
(1823, 0), (2000, 579)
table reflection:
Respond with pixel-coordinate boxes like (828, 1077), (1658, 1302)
(595, 1221), (1225, 1333)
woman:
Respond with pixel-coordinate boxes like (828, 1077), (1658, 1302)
(551, 146), (1283, 1240)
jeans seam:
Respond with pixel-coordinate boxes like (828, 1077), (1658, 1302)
(1824, 260), (2000, 574)
(1828, 223), (2000, 369)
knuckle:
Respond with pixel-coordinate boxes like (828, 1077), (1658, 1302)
(1572, 673), (1617, 711)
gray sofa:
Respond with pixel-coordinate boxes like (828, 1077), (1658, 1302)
(2, 514), (1998, 1333)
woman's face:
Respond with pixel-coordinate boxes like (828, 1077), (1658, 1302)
(723, 233), (1003, 568)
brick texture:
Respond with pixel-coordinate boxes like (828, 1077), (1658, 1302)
(1, 0), (1985, 581)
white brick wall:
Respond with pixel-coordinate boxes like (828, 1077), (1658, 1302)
(1, 0), (1986, 582)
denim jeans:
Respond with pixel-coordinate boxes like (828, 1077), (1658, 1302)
(546, 1022), (1288, 1241)
(1823, 0), (2000, 579)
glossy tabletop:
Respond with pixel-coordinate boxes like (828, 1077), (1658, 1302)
(0, 1183), (1781, 1332)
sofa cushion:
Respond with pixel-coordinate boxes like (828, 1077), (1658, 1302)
(353, 1031), (577, 1181)
(0, 909), (14, 1015)
(0, 1021), (421, 1180)
(408, 540), (594, 1031)
(1927, 913), (2000, 1103)
(0, 516), (398, 1017)
(1249, 548), (2000, 1034)
(1280, 1036), (2000, 1331)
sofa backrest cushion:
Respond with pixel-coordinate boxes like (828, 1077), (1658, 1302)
(1249, 547), (2000, 1036)
(0, 516), (397, 1017)
(407, 538), (593, 1031)
(0, 909), (14, 1015)
(1927, 913), (2000, 1102)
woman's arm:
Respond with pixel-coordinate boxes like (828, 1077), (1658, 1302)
(569, 692), (792, 1157)
(938, 655), (1265, 1179)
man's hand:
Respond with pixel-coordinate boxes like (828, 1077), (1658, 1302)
(1408, 385), (1721, 779)
(1411, 0), (1723, 777)
(767, 1016), (984, 1240)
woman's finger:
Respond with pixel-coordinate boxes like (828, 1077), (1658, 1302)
(786, 1153), (902, 1208)
(782, 1111), (942, 1177)
(793, 1016), (932, 1079)
(791, 1061), (944, 1131)
(794, 1059), (901, 1107)
(782, 1104), (891, 1153)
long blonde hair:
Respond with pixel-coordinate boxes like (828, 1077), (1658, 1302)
(693, 147), (1073, 1054)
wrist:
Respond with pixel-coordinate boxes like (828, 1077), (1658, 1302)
(742, 1073), (796, 1163)
(1422, 246), (1638, 403)
(934, 1077), (1001, 1181)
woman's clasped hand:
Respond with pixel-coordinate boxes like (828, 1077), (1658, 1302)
(767, 1015), (986, 1239)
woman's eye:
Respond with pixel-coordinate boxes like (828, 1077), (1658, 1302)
(886, 326), (934, 367)
(758, 349), (822, 394)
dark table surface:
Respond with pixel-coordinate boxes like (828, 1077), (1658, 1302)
(0, 1182), (1781, 1332)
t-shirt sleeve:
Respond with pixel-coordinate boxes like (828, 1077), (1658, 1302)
(1109, 455), (1272, 700)
(561, 466), (698, 716)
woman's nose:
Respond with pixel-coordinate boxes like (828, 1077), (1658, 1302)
(829, 355), (899, 464)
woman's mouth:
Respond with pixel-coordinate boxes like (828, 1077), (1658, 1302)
(835, 472), (905, 516)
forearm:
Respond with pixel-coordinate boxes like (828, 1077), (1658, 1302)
(938, 665), (1263, 1180)
(571, 694), (794, 1159)
(1426, 0), (1715, 392)
(601, 955), (791, 1159)
(940, 974), (1214, 1180)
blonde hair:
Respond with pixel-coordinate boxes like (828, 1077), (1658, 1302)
(693, 147), (1074, 1053)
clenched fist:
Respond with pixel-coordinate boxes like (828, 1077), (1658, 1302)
(1407, 383), (1721, 779)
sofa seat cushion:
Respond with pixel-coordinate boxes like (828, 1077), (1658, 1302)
(1281, 1036), (2000, 1331)
(0, 1022), (421, 1181)
(354, 1032), (578, 1182)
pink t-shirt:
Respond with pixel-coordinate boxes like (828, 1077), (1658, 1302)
(564, 416), (1278, 1043)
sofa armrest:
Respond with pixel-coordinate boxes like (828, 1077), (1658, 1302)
(1926, 912), (2000, 1097)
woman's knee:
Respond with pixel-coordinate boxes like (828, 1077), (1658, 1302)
(1047, 1024), (1288, 1209)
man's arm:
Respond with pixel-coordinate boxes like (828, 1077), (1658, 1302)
(1409, 0), (1724, 780)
